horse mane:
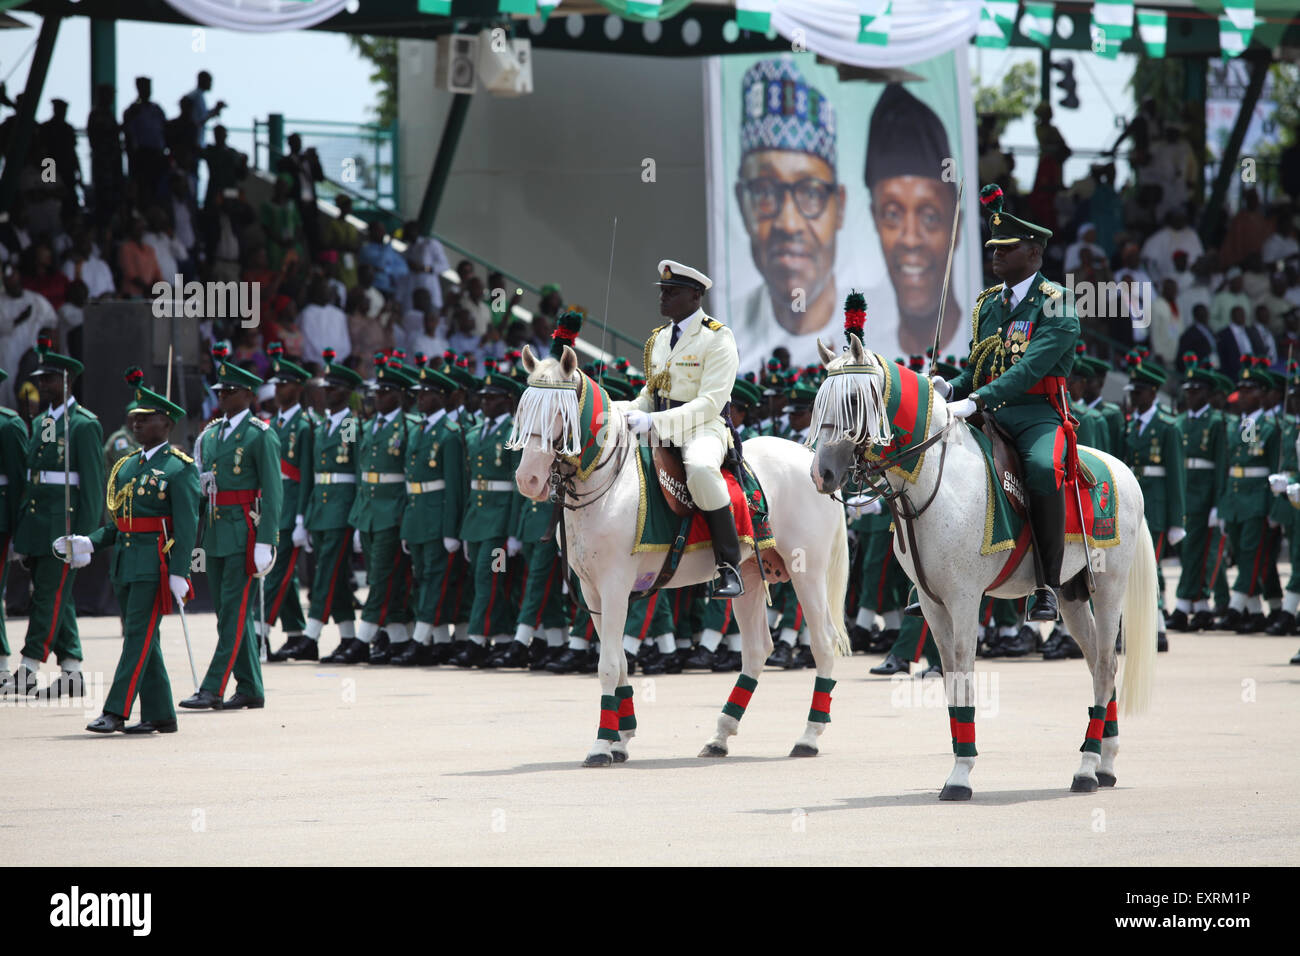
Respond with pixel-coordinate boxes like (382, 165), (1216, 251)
(506, 357), (584, 456)
(808, 347), (892, 448)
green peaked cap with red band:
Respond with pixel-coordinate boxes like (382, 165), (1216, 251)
(982, 182), (1052, 247)
(124, 366), (185, 421)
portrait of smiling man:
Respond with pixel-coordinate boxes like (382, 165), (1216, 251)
(732, 58), (846, 369)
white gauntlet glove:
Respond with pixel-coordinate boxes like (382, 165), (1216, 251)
(292, 516), (309, 549)
(626, 410), (653, 436)
(948, 398), (977, 420)
(444, 537), (460, 553)
(1269, 473), (1289, 494)
(930, 376), (952, 399)
(506, 536), (522, 557)
(254, 542), (274, 576)
(1166, 526), (1186, 546)
(169, 574), (190, 605)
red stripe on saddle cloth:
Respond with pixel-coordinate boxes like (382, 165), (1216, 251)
(686, 469), (756, 547)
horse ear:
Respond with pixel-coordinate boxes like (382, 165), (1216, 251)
(849, 333), (866, 364)
(521, 344), (538, 374)
(561, 344), (578, 379)
(817, 338), (836, 366)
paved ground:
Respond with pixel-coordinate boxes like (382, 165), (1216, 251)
(5, 606), (1298, 867)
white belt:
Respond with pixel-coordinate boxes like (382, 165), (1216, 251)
(361, 472), (405, 484)
(1230, 466), (1270, 478)
(407, 480), (446, 494)
(0, 475), (7, 485)
(472, 480), (514, 492)
(1185, 458), (1215, 470)
(34, 471), (79, 485)
(1141, 466), (1166, 477)
(314, 472), (356, 484)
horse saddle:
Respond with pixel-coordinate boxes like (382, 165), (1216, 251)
(979, 412), (1097, 522)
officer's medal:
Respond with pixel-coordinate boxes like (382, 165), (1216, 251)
(494, 442), (502, 467)
(233, 446), (245, 475)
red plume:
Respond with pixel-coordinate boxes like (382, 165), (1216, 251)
(322, 348), (337, 364)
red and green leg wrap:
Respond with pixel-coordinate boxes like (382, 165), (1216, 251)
(722, 673), (758, 721)
(808, 676), (835, 723)
(615, 684), (636, 731)
(948, 705), (977, 757)
(1103, 691), (1119, 739)
(1080, 704), (1107, 754)
(598, 695), (620, 742)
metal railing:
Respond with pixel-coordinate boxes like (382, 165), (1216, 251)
(252, 115), (397, 211)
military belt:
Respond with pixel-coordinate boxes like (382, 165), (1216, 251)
(362, 472), (405, 484)
(407, 480), (446, 494)
(1229, 466), (1269, 478)
(1185, 458), (1216, 470)
(472, 480), (514, 492)
(1141, 466), (1166, 477)
(32, 470), (79, 484)
(314, 472), (356, 484)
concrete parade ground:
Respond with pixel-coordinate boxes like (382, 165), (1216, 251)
(3, 589), (1298, 868)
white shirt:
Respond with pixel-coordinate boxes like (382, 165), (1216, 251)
(424, 408), (447, 433)
(1135, 401), (1159, 435)
(62, 254), (116, 298)
(141, 441), (169, 461)
(221, 408), (250, 440)
(47, 398), (76, 421)
(1001, 273), (1038, 312)
(1185, 404), (1209, 420)
(372, 407), (400, 433)
(299, 303), (351, 365)
(278, 403), (302, 426)
(325, 406), (350, 435)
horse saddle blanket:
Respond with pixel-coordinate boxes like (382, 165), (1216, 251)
(967, 424), (1121, 559)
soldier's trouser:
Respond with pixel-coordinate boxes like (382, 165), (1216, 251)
(447, 547), (473, 625)
(360, 528), (411, 626)
(307, 529), (355, 624)
(682, 433), (730, 511)
(1227, 519), (1268, 596)
(1211, 527), (1231, 608)
(104, 581), (175, 723)
(669, 585), (705, 643)
(776, 581), (804, 632)
(202, 554), (263, 699)
(0, 534), (10, 656)
(1175, 515), (1213, 602)
(856, 527), (893, 613)
(263, 541), (306, 633)
(701, 586), (741, 636)
(624, 590), (673, 641)
(981, 596), (1023, 630)
(409, 540), (456, 625)
(517, 539), (568, 630)
(468, 539), (517, 637)
(20, 554), (83, 664)
(1151, 529), (1168, 612)
(892, 614), (940, 668)
(998, 407), (1067, 497)
(1286, 519), (1300, 594)
(1261, 522), (1283, 602)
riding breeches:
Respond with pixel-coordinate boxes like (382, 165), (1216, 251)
(681, 432), (729, 511)
(994, 403), (1067, 497)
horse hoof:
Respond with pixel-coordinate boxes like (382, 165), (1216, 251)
(1071, 775), (1099, 792)
(698, 744), (728, 758)
(582, 753), (613, 768)
(1096, 772), (1116, 788)
(611, 750), (628, 764)
(938, 785), (972, 801)
(789, 744), (819, 758)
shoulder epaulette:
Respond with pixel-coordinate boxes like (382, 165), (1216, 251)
(169, 446), (194, 464)
(249, 416), (269, 431)
(702, 317), (724, 332)
(1038, 280), (1063, 299)
(445, 419), (460, 432)
(0, 407), (20, 419)
(75, 406), (99, 421)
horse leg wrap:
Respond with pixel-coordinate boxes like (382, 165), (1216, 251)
(948, 706), (977, 757)
(615, 684), (636, 731)
(598, 695), (620, 742)
(807, 676), (836, 724)
(721, 674), (758, 721)
(1080, 704), (1106, 754)
(1103, 691), (1118, 739)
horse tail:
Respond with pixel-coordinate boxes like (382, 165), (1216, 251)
(1119, 517), (1159, 716)
(826, 508), (852, 657)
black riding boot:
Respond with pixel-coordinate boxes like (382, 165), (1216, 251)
(1027, 490), (1066, 622)
(703, 507), (745, 598)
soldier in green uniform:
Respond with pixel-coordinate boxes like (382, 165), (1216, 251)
(396, 362), (465, 666)
(1123, 359), (1186, 652)
(1068, 352), (1109, 452)
(345, 354), (416, 664)
(9, 343), (106, 699)
(1170, 357), (1228, 632)
(64, 372), (199, 733)
(182, 348), (282, 710)
(1081, 360), (1126, 459)
(0, 368), (29, 694)
(451, 368), (523, 667)
(767, 377), (818, 668)
(103, 421), (141, 472)
(301, 352), (365, 663)
(1257, 364), (1288, 628)
(1265, 362), (1300, 635)
(935, 184), (1080, 622)
(1215, 358), (1280, 634)
(262, 344), (316, 662)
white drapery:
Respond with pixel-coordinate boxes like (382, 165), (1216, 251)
(162, 0), (353, 32)
(771, 0), (981, 68)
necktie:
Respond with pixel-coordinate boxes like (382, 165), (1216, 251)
(1001, 287), (1013, 310)
(670, 322), (682, 349)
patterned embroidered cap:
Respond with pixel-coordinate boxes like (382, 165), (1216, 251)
(740, 57), (836, 169)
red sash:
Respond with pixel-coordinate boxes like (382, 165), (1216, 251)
(114, 516), (192, 613)
(213, 489), (262, 574)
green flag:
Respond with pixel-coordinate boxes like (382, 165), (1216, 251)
(974, 1), (1016, 49)
(735, 0), (774, 33)
(1136, 9), (1167, 58)
(418, 0), (452, 14)
(1022, 2), (1054, 48)
(858, 0), (891, 45)
(1092, 0), (1133, 40)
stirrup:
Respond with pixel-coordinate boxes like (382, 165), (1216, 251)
(1028, 587), (1059, 622)
(713, 562), (745, 597)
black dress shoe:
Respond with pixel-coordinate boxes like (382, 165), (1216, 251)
(86, 712), (125, 733)
(35, 670), (85, 700)
(1157, 631), (1169, 652)
(624, 649), (638, 675)
(848, 624), (874, 653)
(545, 646), (585, 674)
(1290, 647), (1300, 664)
(489, 641), (530, 669)
(643, 647), (684, 674)
(321, 637), (364, 664)
(765, 641), (794, 668)
(1266, 611), (1296, 636)
(1191, 610), (1218, 631)
(869, 653), (910, 675)
(6, 665), (37, 696)
(1001, 624), (1039, 657)
(180, 689), (224, 710)
(711, 649), (742, 672)
(1215, 608), (1243, 631)
(918, 662), (943, 678)
(979, 630), (1007, 658)
(124, 718), (179, 734)
(1165, 609), (1192, 632)
(1027, 587), (1059, 622)
(224, 692), (265, 709)
(683, 644), (718, 670)
(527, 640), (550, 670)
(578, 649), (599, 674)
(712, 563), (744, 598)
(791, 644), (814, 669)
(537, 643), (567, 670)
(451, 642), (489, 668)
(903, 602), (923, 617)
(1041, 626), (1081, 660)
(269, 635), (319, 662)
(428, 642), (456, 665)
(638, 642), (664, 670)
(367, 641), (393, 665)
(871, 628), (899, 653)
(1238, 612), (1267, 634)
(390, 641), (425, 666)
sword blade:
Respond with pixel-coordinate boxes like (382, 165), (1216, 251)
(176, 600), (199, 690)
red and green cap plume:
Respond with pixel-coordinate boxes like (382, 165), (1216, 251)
(550, 306), (584, 359)
(124, 366), (145, 388)
(31, 335), (82, 379)
(908, 354), (925, 372)
(979, 183), (1004, 215)
(267, 341), (285, 359)
(843, 290), (866, 344)
(211, 340), (230, 362)
(414, 352), (429, 368)
(125, 364), (185, 421)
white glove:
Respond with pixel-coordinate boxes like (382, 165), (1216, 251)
(930, 375), (952, 399)
(292, 516), (309, 549)
(844, 494), (882, 520)
(169, 574), (189, 605)
(948, 398), (977, 420)
(254, 542), (274, 575)
(506, 536), (522, 557)
(53, 535), (93, 558)
(626, 410), (653, 436)
(199, 470), (217, 496)
(1209, 506), (1225, 531)
(444, 537), (460, 553)
(1288, 484), (1300, 505)
(1166, 526), (1186, 546)
(1269, 474), (1289, 494)
(353, 529), (363, 553)
(71, 551), (91, 569)
(401, 539), (410, 555)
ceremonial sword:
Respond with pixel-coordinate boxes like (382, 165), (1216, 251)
(176, 598), (199, 691)
(927, 178), (965, 379)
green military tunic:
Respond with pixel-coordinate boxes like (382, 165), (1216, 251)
(515, 494), (567, 637)
(1261, 409), (1292, 605)
(89, 444), (200, 722)
(1071, 398), (1107, 452)
(300, 408), (360, 625)
(1217, 409), (1280, 598)
(1124, 403), (1187, 614)
(401, 410), (466, 629)
(1088, 397), (1126, 460)
(196, 410), (282, 699)
(1175, 405), (1227, 605)
(262, 404), (314, 638)
(459, 413), (522, 638)
(348, 408), (412, 632)
(0, 406), (29, 657)
(15, 400), (106, 665)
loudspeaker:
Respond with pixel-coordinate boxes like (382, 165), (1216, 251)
(436, 34), (479, 94)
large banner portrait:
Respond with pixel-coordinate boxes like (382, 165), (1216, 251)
(705, 51), (981, 373)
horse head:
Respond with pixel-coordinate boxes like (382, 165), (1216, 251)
(808, 332), (891, 494)
(509, 343), (585, 501)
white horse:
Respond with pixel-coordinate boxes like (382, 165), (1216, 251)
(511, 345), (850, 766)
(809, 335), (1158, 799)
